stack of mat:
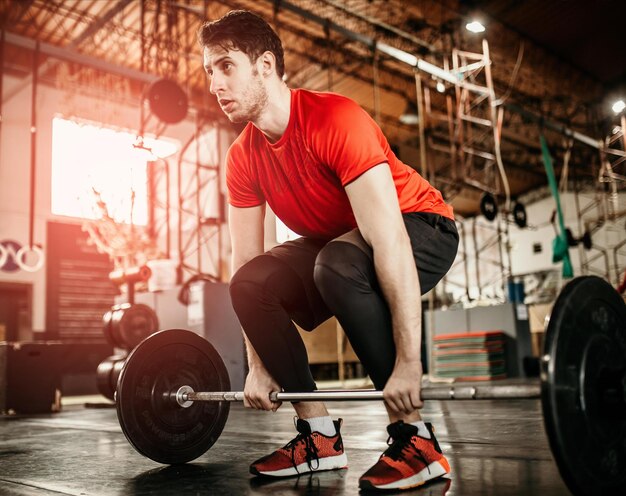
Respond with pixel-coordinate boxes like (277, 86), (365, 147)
(433, 331), (507, 381)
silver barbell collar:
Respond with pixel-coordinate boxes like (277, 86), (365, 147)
(176, 385), (195, 408)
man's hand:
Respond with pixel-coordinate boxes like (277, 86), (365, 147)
(383, 360), (424, 413)
(243, 364), (283, 412)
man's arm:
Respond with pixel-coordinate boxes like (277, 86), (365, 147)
(229, 203), (266, 370)
(344, 164), (423, 413)
(229, 203), (265, 273)
(229, 204), (282, 410)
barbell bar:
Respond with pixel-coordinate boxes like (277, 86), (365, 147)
(176, 383), (542, 406)
(115, 275), (626, 496)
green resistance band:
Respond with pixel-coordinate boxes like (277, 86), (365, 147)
(540, 135), (573, 278)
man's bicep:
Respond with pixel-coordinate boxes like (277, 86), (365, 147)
(229, 204), (265, 271)
(344, 163), (404, 246)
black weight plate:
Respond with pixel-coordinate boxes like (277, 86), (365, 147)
(97, 355), (127, 401)
(480, 193), (498, 221)
(110, 304), (132, 349)
(96, 356), (115, 400)
(513, 201), (527, 228)
(115, 303), (160, 350)
(542, 276), (626, 496)
(147, 78), (188, 124)
(116, 329), (230, 464)
(102, 309), (116, 347)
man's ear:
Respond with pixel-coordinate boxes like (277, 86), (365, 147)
(259, 51), (276, 77)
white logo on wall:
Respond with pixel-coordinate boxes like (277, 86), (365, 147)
(0, 240), (45, 273)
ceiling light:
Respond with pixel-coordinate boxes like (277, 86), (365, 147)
(436, 81), (445, 93)
(466, 20), (486, 33)
(612, 99), (625, 114)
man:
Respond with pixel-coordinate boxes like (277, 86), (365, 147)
(199, 10), (458, 491)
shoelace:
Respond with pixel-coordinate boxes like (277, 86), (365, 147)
(383, 434), (431, 475)
(283, 418), (320, 472)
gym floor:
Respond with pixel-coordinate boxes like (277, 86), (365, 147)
(0, 391), (572, 495)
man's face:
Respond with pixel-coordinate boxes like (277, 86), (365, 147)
(203, 45), (268, 123)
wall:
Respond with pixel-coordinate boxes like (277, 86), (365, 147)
(443, 191), (626, 302)
(0, 73), (232, 337)
(511, 190), (625, 280)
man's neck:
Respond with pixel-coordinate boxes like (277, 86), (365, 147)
(253, 84), (292, 143)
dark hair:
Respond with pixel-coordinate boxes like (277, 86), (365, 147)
(198, 10), (285, 78)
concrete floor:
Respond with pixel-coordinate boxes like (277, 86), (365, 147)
(0, 394), (572, 496)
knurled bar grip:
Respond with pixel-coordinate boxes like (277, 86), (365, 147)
(182, 384), (541, 404)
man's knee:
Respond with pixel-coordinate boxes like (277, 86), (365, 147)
(229, 255), (275, 309)
(229, 254), (303, 312)
(313, 241), (375, 298)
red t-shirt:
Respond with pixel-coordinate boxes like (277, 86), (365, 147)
(226, 89), (454, 240)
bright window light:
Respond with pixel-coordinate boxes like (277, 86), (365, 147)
(466, 20), (486, 33)
(612, 99), (625, 114)
(51, 117), (178, 224)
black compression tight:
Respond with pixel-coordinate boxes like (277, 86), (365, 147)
(230, 242), (404, 391)
(229, 213), (459, 392)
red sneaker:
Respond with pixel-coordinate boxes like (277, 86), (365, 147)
(250, 418), (348, 477)
(359, 421), (450, 491)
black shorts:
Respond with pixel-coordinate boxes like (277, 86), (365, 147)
(266, 212), (459, 331)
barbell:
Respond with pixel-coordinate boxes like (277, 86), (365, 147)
(114, 275), (626, 496)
